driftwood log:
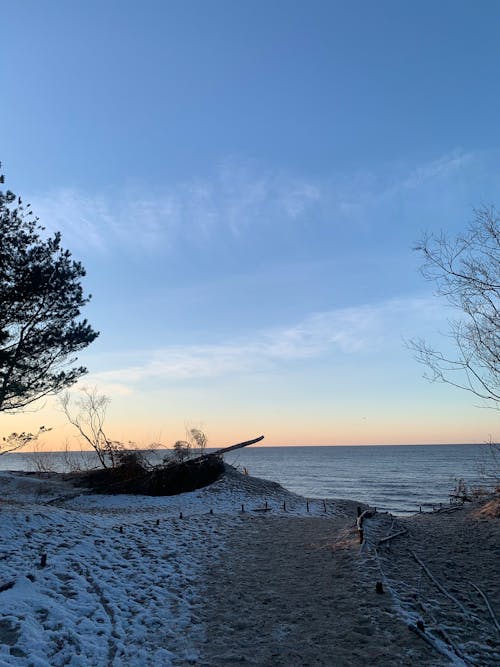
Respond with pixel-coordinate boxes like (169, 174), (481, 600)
(410, 550), (472, 617)
(469, 582), (500, 633)
(449, 493), (473, 503)
(190, 435), (264, 462)
(378, 528), (408, 545)
(418, 602), (472, 664)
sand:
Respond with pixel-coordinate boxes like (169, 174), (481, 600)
(0, 468), (498, 666)
(192, 514), (437, 666)
(368, 499), (500, 665)
(192, 498), (499, 667)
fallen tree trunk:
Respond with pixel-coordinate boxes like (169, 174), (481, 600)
(190, 435), (264, 463)
(73, 435), (264, 496)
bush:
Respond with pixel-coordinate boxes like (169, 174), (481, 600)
(72, 451), (224, 496)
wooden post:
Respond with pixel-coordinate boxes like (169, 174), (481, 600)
(209, 508), (213, 515)
(241, 504), (245, 512)
(156, 519), (160, 526)
(119, 526), (123, 534)
(323, 499), (327, 513)
(283, 501), (286, 512)
(419, 506), (422, 513)
(376, 581), (384, 594)
(306, 500), (310, 513)
(40, 553), (47, 567)
(265, 500), (268, 510)
(179, 512), (183, 519)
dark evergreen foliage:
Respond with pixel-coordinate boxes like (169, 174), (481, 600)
(0, 166), (99, 412)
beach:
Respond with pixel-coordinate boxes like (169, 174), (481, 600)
(0, 467), (498, 666)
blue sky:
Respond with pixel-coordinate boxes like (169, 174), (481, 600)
(2, 1), (500, 447)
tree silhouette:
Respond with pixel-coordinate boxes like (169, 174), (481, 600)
(410, 207), (499, 407)
(0, 165), (99, 412)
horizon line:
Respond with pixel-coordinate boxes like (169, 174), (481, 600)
(8, 441), (489, 455)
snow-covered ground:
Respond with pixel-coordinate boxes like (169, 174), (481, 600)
(0, 467), (334, 666)
(4, 468), (497, 666)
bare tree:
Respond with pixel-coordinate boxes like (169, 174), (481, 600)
(477, 436), (500, 490)
(172, 440), (190, 462)
(60, 388), (121, 468)
(409, 207), (499, 407)
(190, 428), (207, 455)
(172, 428), (208, 462)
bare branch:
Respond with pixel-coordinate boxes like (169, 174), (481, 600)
(60, 388), (120, 468)
(410, 207), (500, 408)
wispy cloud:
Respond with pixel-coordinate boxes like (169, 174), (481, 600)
(86, 297), (440, 390)
(400, 151), (474, 190)
(30, 165), (323, 253)
(380, 150), (476, 201)
(29, 149), (483, 256)
(334, 149), (478, 219)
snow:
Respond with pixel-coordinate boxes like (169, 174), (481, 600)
(0, 468), (330, 665)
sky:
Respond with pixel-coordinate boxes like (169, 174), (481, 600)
(1, 0), (500, 449)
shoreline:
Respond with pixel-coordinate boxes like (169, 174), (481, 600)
(0, 467), (498, 665)
(1, 442), (492, 517)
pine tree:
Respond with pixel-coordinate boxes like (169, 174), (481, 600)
(0, 166), (99, 412)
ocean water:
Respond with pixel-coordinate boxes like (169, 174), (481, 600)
(1, 444), (493, 515)
(225, 444), (493, 514)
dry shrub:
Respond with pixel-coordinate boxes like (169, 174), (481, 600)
(72, 451), (224, 496)
(473, 497), (500, 519)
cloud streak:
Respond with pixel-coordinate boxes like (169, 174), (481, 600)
(30, 149), (482, 257)
(30, 165), (323, 254)
(87, 297), (440, 390)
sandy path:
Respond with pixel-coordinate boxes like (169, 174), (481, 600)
(193, 510), (441, 667)
(3, 470), (497, 666)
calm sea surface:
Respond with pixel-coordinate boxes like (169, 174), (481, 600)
(226, 444), (492, 514)
(1, 444), (493, 515)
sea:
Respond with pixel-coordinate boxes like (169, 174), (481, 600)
(1, 443), (495, 515)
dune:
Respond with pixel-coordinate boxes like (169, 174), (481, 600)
(0, 466), (498, 666)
